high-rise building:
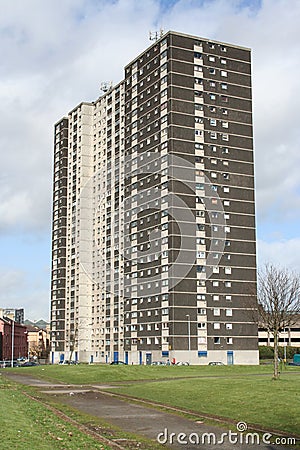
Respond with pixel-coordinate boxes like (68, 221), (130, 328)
(50, 31), (258, 365)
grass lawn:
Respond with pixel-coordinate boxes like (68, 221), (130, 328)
(0, 376), (111, 449)
(111, 371), (300, 435)
(7, 363), (285, 385)
(5, 364), (300, 437)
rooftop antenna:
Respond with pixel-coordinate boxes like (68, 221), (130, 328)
(149, 28), (164, 42)
(100, 81), (113, 94)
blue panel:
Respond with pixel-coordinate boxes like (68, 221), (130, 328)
(139, 351), (143, 365)
(113, 351), (119, 362)
(125, 351), (129, 365)
(162, 351), (169, 357)
(198, 351), (208, 357)
(227, 351), (234, 365)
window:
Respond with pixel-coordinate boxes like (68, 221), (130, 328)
(210, 132), (217, 140)
(226, 309), (232, 317)
(224, 200), (230, 206)
(210, 81), (216, 87)
(212, 281), (219, 287)
(226, 323), (233, 330)
(222, 121), (229, 128)
(214, 337), (221, 344)
(224, 226), (230, 233)
(195, 77), (203, 84)
(211, 172), (217, 178)
(213, 295), (220, 301)
(221, 46), (227, 52)
(220, 58), (226, 65)
(209, 55), (216, 62)
(210, 119), (217, 126)
(227, 337), (233, 344)
(210, 93), (216, 100)
(225, 281), (232, 288)
(222, 134), (229, 141)
(214, 323), (220, 329)
(222, 108), (228, 115)
(213, 266), (219, 273)
(225, 295), (232, 301)
(222, 147), (229, 154)
(209, 68), (216, 75)
(198, 308), (206, 315)
(221, 83), (228, 90)
(211, 158), (217, 164)
(198, 322), (206, 329)
(213, 308), (220, 316)
(210, 106), (216, 112)
(225, 267), (232, 275)
(194, 52), (202, 59)
(223, 173), (229, 179)
(221, 70), (228, 77)
(194, 66), (203, 75)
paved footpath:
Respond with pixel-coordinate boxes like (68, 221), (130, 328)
(3, 373), (295, 450)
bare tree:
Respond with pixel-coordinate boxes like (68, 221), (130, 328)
(257, 264), (300, 379)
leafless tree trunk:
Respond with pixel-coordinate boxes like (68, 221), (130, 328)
(257, 264), (300, 379)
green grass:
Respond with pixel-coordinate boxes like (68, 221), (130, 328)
(5, 364), (300, 438)
(8, 363), (287, 385)
(111, 371), (300, 435)
(0, 376), (111, 449)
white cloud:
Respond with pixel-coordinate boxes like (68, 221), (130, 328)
(0, 267), (50, 320)
(1, 0), (299, 233)
(257, 238), (300, 273)
(1, 0), (300, 318)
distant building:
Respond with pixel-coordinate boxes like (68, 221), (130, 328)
(0, 308), (24, 324)
(26, 325), (50, 360)
(258, 319), (300, 348)
(0, 317), (28, 361)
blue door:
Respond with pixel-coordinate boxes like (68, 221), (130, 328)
(139, 351), (143, 365)
(125, 351), (129, 365)
(227, 351), (234, 365)
(114, 351), (119, 362)
(146, 353), (152, 365)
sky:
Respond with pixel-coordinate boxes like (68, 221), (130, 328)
(1, 0), (300, 320)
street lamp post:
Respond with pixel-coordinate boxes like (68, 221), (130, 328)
(186, 314), (191, 362)
(284, 328), (287, 363)
(11, 320), (15, 368)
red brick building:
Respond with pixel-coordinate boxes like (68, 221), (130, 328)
(0, 317), (28, 361)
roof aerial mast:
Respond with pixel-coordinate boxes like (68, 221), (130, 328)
(149, 28), (164, 41)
